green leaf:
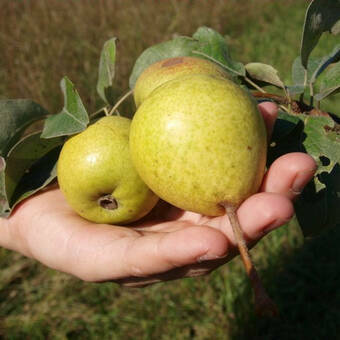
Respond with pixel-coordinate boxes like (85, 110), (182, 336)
(268, 114), (304, 165)
(271, 111), (301, 143)
(41, 77), (89, 138)
(292, 47), (340, 98)
(294, 165), (339, 237)
(0, 99), (48, 157)
(8, 146), (62, 212)
(191, 27), (245, 77)
(302, 115), (340, 182)
(245, 62), (284, 88)
(300, 114), (340, 236)
(129, 36), (199, 89)
(97, 38), (117, 105)
(295, 163), (340, 237)
(286, 85), (305, 96)
(301, 0), (340, 68)
(0, 157), (10, 217)
(310, 45), (340, 84)
(129, 27), (244, 89)
(292, 56), (322, 86)
(315, 86), (340, 101)
(0, 133), (64, 217)
(268, 112), (340, 237)
(333, 19), (340, 34)
(315, 61), (340, 100)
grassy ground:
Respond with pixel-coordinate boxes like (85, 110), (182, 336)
(1, 1), (339, 339)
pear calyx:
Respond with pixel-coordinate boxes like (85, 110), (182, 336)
(98, 194), (118, 210)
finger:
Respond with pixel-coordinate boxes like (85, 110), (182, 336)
(258, 101), (278, 140)
(237, 192), (294, 241)
(115, 256), (227, 287)
(74, 224), (229, 282)
(261, 152), (317, 200)
(208, 192), (294, 247)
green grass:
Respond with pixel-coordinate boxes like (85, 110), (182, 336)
(1, 0), (340, 338)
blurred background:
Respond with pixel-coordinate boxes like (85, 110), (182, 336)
(1, 0), (339, 338)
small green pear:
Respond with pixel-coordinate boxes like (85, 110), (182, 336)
(133, 56), (231, 107)
(57, 115), (159, 225)
(130, 74), (267, 216)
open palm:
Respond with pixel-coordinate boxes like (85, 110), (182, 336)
(0, 103), (316, 286)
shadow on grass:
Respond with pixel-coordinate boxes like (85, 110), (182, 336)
(231, 225), (340, 340)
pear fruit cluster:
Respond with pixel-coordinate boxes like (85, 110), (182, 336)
(58, 56), (267, 224)
(57, 55), (275, 315)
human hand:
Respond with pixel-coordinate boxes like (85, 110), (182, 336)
(0, 102), (317, 286)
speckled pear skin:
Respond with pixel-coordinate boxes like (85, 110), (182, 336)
(133, 56), (231, 107)
(57, 116), (159, 225)
(130, 75), (267, 216)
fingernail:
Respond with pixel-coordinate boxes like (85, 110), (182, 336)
(262, 224), (280, 236)
(291, 169), (316, 194)
(197, 253), (227, 263)
(262, 215), (294, 235)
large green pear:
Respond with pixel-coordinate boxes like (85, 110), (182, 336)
(130, 75), (267, 216)
(57, 115), (159, 225)
(133, 56), (230, 107)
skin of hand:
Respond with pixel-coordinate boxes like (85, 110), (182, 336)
(0, 102), (317, 287)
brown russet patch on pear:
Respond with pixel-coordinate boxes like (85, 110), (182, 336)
(162, 57), (184, 68)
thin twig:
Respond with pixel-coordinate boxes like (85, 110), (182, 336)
(108, 89), (133, 116)
(244, 76), (266, 93)
(89, 106), (109, 119)
(309, 82), (314, 107)
(251, 91), (290, 113)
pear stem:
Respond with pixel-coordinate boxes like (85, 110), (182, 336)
(222, 203), (279, 317)
(108, 89), (134, 116)
(89, 105), (109, 119)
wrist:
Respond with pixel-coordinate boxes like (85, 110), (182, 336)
(0, 217), (28, 257)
